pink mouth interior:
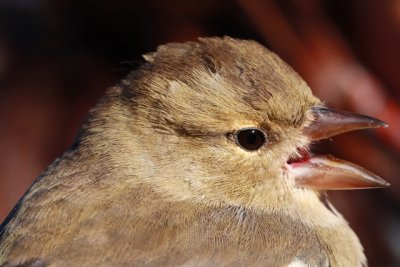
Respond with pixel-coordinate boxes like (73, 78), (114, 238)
(287, 147), (311, 166)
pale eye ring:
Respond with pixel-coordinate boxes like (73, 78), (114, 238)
(235, 128), (266, 151)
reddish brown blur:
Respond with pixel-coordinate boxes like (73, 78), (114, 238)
(0, 1), (399, 265)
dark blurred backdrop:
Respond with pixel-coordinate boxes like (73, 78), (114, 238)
(0, 0), (399, 266)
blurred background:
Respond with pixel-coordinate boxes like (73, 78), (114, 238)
(0, 0), (399, 265)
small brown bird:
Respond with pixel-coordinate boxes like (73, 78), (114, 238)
(0, 37), (389, 267)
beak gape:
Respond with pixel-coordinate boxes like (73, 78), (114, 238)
(289, 107), (389, 190)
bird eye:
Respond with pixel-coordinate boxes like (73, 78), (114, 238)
(235, 128), (266, 151)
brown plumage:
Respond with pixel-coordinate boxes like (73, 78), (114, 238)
(0, 37), (388, 266)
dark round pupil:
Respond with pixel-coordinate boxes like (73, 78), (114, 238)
(236, 129), (265, 151)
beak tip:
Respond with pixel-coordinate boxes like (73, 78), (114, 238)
(370, 176), (390, 188)
(372, 119), (388, 128)
(381, 122), (389, 128)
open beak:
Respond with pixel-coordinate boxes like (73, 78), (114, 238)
(289, 107), (390, 190)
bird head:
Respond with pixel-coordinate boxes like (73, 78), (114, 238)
(95, 37), (388, 212)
